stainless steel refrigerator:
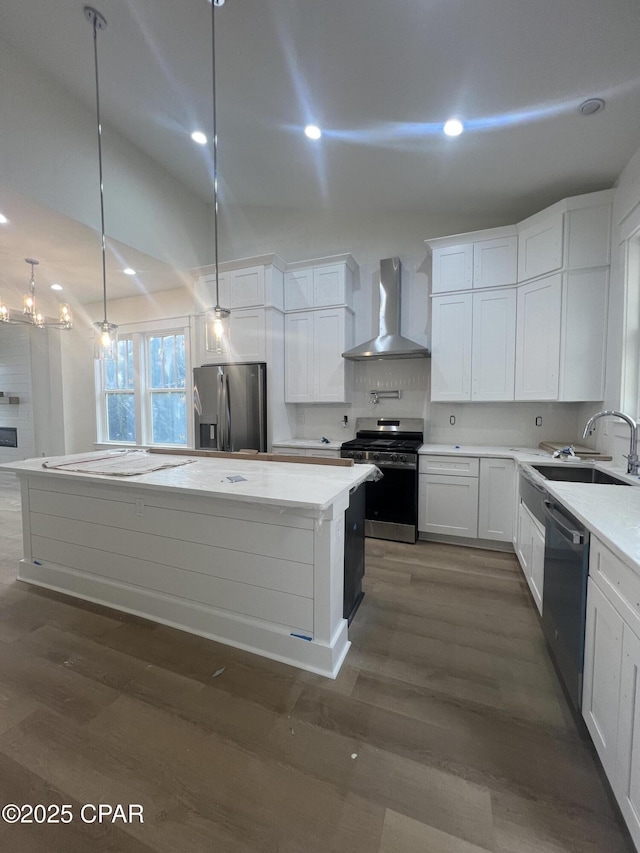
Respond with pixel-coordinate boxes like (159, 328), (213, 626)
(193, 362), (267, 452)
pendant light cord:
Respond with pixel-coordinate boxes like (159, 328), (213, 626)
(89, 8), (108, 326)
(211, 0), (221, 311)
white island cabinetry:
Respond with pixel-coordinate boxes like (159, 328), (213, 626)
(2, 453), (376, 679)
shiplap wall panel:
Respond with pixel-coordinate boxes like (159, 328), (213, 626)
(31, 535), (313, 631)
(30, 513), (314, 598)
(28, 488), (314, 564)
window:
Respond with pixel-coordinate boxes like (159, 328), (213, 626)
(96, 320), (190, 447)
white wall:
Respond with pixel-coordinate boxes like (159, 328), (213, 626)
(0, 34), (212, 271)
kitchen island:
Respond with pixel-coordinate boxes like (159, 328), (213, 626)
(1, 451), (378, 678)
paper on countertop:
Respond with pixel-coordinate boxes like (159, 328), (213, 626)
(42, 450), (196, 477)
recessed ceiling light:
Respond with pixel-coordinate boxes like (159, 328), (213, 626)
(304, 125), (322, 140)
(191, 131), (207, 145)
(579, 98), (605, 116)
(50, 283), (63, 291)
(123, 267), (136, 276)
(0, 213), (7, 224)
(443, 119), (464, 137)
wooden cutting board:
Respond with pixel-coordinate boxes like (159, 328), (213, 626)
(539, 441), (612, 460)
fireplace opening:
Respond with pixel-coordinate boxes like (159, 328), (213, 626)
(0, 427), (18, 448)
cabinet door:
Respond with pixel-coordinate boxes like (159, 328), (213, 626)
(515, 501), (533, 577)
(583, 578), (624, 777)
(228, 309), (265, 362)
(418, 473), (479, 538)
(284, 313), (313, 402)
(430, 293), (472, 401)
(432, 244), (473, 294)
(313, 309), (347, 402)
(230, 266), (265, 309)
(529, 515), (545, 616)
(284, 269), (314, 311)
(517, 212), (563, 281)
(313, 265), (346, 307)
(515, 274), (561, 400)
(472, 289), (516, 401)
(616, 623), (640, 850)
(559, 269), (608, 402)
(473, 236), (518, 288)
(196, 273), (230, 312)
(478, 458), (515, 541)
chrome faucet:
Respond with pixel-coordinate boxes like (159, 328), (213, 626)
(582, 410), (639, 475)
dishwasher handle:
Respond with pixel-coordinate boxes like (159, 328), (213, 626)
(543, 499), (585, 546)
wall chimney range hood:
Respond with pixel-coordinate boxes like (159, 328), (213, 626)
(342, 258), (430, 361)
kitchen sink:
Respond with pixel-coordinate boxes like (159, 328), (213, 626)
(530, 464), (631, 486)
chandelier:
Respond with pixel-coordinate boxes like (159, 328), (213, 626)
(0, 258), (72, 330)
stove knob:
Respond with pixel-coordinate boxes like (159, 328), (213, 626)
(371, 452), (380, 461)
(354, 451), (363, 461)
(401, 454), (407, 463)
(390, 453), (399, 462)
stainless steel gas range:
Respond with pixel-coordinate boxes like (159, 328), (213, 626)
(340, 417), (424, 543)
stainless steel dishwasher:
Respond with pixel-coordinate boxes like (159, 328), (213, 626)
(541, 498), (590, 710)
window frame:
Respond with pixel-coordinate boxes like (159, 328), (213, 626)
(95, 316), (193, 448)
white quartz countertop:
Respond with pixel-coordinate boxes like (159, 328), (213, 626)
(1, 452), (378, 513)
(418, 443), (553, 462)
(272, 439), (345, 451)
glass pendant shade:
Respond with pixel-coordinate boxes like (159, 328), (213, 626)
(0, 258), (73, 330)
(205, 305), (230, 354)
(59, 303), (72, 329)
(0, 301), (9, 322)
(94, 320), (118, 360)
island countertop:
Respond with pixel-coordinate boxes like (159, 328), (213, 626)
(1, 451), (379, 514)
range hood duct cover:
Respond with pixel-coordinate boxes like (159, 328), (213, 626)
(342, 257), (430, 360)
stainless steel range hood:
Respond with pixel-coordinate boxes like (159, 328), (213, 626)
(342, 258), (430, 361)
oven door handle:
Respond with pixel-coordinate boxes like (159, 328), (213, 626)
(543, 499), (585, 546)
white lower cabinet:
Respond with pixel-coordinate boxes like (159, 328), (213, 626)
(419, 473), (479, 538)
(478, 458), (515, 541)
(583, 537), (640, 849)
(419, 455), (515, 545)
(515, 501), (544, 614)
(271, 445), (341, 459)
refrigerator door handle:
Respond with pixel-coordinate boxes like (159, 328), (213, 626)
(224, 373), (232, 451)
(216, 369), (224, 451)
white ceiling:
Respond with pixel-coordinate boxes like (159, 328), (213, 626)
(1, 0), (640, 303)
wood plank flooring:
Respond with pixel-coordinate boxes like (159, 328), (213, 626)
(0, 471), (633, 852)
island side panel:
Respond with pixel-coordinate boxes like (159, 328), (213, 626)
(312, 494), (350, 662)
(15, 472), (349, 677)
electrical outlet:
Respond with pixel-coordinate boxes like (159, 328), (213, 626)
(135, 498), (145, 517)
(296, 411), (305, 425)
(535, 416), (543, 427)
(450, 415), (456, 426)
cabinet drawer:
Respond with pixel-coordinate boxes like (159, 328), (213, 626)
(419, 455), (479, 477)
(591, 538), (640, 633)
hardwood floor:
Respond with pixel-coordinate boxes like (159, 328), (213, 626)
(0, 471), (632, 852)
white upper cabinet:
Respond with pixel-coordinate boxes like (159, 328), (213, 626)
(430, 230), (517, 294)
(284, 308), (353, 403)
(472, 235), (518, 289)
(431, 244), (473, 294)
(194, 255), (285, 313)
(229, 266), (265, 308)
(430, 293), (473, 401)
(284, 255), (356, 311)
(565, 202), (612, 270)
(284, 269), (313, 311)
(559, 268), (608, 401)
(517, 212), (564, 282)
(471, 288), (516, 401)
(514, 274), (562, 400)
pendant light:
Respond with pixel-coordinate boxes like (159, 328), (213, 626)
(204, 0), (230, 354)
(85, 5), (117, 360)
(0, 258), (72, 330)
